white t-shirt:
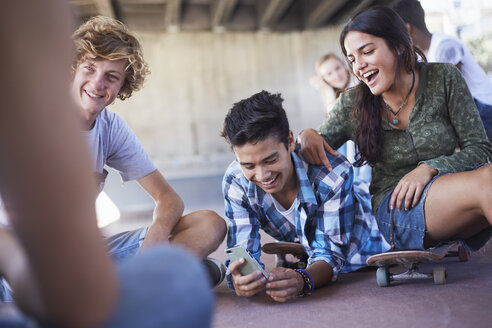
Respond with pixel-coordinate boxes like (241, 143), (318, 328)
(428, 32), (492, 105)
(265, 193), (297, 228)
(83, 108), (156, 192)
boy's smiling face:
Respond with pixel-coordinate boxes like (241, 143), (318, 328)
(233, 132), (296, 198)
(71, 58), (126, 127)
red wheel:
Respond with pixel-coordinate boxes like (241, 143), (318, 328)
(458, 246), (470, 262)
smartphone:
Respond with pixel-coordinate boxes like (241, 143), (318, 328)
(225, 245), (269, 279)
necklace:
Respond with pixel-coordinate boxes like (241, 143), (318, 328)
(383, 70), (415, 125)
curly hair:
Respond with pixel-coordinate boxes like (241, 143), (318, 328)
(72, 16), (150, 100)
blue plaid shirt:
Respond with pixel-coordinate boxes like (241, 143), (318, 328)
(222, 150), (390, 287)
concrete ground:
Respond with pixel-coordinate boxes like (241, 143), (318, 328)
(105, 174), (492, 328)
(2, 174), (491, 327)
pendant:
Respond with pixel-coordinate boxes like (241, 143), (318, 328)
(393, 118), (399, 125)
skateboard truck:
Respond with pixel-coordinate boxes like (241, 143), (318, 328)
(368, 244), (470, 287)
(376, 263), (447, 287)
(368, 203), (470, 287)
(261, 242), (308, 270)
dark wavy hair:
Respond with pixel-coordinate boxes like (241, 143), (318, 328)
(221, 90), (290, 149)
(339, 6), (425, 165)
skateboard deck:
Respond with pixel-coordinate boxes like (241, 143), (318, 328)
(366, 244), (470, 287)
(262, 242), (308, 269)
(262, 241), (307, 255)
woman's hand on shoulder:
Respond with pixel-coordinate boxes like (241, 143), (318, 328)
(390, 163), (438, 211)
(297, 129), (338, 171)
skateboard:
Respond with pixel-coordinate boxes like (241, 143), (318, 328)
(366, 244), (470, 287)
(261, 241), (308, 269)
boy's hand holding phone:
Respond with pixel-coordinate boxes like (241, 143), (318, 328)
(225, 246), (268, 297)
(228, 258), (267, 297)
(225, 245), (304, 300)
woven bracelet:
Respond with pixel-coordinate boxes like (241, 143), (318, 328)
(295, 268), (314, 297)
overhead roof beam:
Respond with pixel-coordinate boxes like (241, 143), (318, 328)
(211, 0), (238, 32)
(305, 0), (346, 28)
(333, 0), (375, 25)
(258, 0), (294, 30)
(94, 0), (115, 18)
(165, 0), (182, 32)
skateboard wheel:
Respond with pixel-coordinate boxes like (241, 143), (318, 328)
(433, 266), (446, 285)
(376, 267), (390, 287)
(458, 246), (470, 262)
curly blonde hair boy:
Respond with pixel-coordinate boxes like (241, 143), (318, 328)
(72, 16), (150, 100)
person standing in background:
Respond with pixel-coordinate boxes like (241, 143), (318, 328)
(393, 0), (492, 131)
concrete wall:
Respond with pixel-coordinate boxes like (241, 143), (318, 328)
(109, 26), (345, 179)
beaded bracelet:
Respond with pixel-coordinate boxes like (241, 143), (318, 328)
(295, 268), (314, 297)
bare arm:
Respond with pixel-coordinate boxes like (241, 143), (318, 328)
(137, 170), (185, 250)
(0, 1), (117, 326)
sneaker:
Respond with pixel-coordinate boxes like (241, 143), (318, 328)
(203, 257), (226, 287)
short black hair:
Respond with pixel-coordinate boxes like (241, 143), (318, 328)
(221, 90), (290, 149)
(393, 0), (430, 34)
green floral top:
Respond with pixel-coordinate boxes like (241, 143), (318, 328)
(318, 63), (492, 213)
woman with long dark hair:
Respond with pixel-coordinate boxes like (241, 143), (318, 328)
(298, 6), (492, 252)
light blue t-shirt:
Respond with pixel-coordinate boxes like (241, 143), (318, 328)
(84, 108), (156, 192)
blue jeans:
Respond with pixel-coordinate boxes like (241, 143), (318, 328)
(104, 245), (214, 328)
(475, 98), (492, 131)
(0, 229), (214, 328)
(337, 141), (372, 194)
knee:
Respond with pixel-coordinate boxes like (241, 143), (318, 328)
(477, 164), (492, 189)
(473, 164), (492, 206)
(194, 210), (227, 241)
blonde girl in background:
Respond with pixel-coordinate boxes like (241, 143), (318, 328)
(310, 53), (372, 193)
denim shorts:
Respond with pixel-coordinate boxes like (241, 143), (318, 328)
(376, 171), (492, 252)
(105, 227), (148, 262)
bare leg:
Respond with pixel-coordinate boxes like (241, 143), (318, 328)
(424, 164), (492, 246)
(170, 210), (226, 258)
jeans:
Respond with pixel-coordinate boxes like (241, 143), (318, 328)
(475, 98), (492, 131)
(0, 229), (214, 328)
(337, 140), (372, 194)
(104, 245), (214, 328)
